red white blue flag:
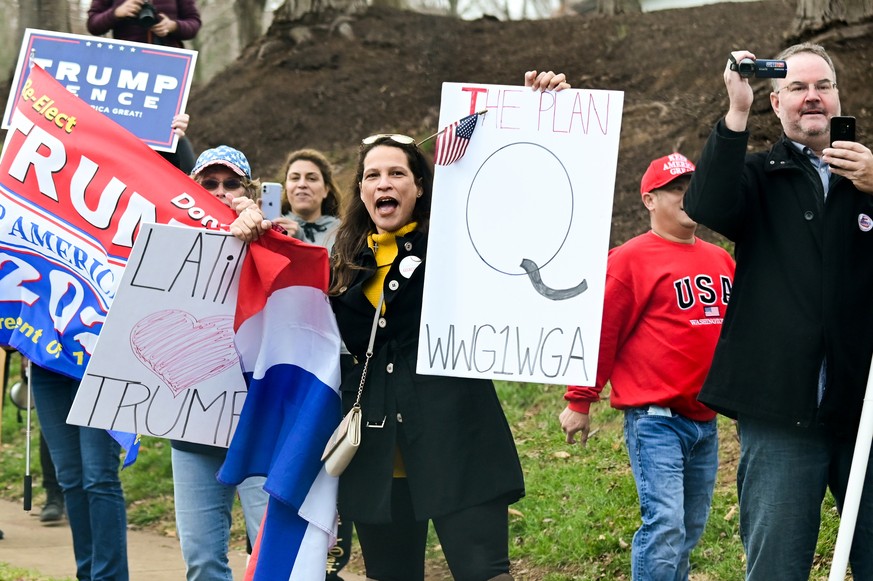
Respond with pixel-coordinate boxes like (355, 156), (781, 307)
(433, 112), (481, 165)
(217, 229), (342, 580)
(703, 305), (720, 317)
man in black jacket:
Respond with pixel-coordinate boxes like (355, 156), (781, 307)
(683, 43), (873, 580)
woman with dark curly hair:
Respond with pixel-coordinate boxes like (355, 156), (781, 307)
(326, 133), (524, 581)
(230, 70), (569, 581)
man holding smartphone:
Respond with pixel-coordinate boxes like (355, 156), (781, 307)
(683, 43), (873, 580)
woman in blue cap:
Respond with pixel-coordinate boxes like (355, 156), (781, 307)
(169, 145), (269, 581)
(189, 145), (261, 208)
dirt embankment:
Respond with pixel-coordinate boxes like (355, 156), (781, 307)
(184, 0), (872, 245)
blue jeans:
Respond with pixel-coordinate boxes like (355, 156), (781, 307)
(172, 447), (268, 581)
(623, 407), (718, 581)
(737, 415), (873, 580)
(30, 364), (128, 581)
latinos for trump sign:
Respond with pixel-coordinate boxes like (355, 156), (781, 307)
(0, 64), (234, 379)
(417, 82), (623, 386)
(3, 29), (197, 152)
(67, 224), (247, 447)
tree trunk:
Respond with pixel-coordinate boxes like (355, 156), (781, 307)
(191, 1), (239, 83)
(275, 0), (364, 22)
(597, 0), (640, 16)
(234, 0), (267, 49)
(19, 0), (71, 34)
(372, 0), (405, 8)
(791, 0), (873, 37)
(1, 0), (19, 79)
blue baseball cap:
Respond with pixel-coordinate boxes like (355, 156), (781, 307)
(192, 145), (252, 179)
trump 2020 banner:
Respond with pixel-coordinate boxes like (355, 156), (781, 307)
(0, 64), (234, 379)
(3, 29), (197, 152)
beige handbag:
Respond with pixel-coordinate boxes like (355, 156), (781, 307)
(321, 291), (384, 477)
(322, 404), (362, 477)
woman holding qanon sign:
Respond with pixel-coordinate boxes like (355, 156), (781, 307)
(230, 70), (569, 581)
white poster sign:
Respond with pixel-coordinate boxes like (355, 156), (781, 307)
(67, 223), (247, 446)
(417, 82), (623, 386)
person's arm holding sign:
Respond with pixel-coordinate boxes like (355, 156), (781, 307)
(524, 70), (571, 92)
(230, 197), (272, 243)
(171, 113), (189, 137)
(230, 70), (570, 243)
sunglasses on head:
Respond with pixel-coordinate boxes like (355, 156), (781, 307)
(361, 134), (417, 146)
(200, 177), (243, 191)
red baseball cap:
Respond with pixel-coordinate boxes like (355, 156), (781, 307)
(640, 153), (696, 195)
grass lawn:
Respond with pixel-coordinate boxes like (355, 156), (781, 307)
(0, 353), (849, 580)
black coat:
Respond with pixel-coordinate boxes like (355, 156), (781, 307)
(330, 229), (524, 524)
(684, 120), (873, 435)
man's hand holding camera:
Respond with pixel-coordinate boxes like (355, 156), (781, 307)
(723, 50), (757, 133)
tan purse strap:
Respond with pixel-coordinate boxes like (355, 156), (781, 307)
(352, 290), (384, 409)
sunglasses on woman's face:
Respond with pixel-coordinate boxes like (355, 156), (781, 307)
(200, 178), (243, 191)
(361, 134), (416, 145)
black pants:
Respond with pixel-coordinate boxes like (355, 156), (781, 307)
(354, 479), (511, 581)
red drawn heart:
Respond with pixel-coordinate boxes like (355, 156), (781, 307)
(130, 309), (238, 396)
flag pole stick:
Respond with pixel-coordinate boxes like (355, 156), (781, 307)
(416, 110), (488, 146)
(23, 358), (32, 512)
(0, 349), (7, 445)
(416, 129), (441, 147)
(828, 352), (873, 580)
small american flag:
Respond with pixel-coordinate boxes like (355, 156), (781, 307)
(704, 305), (720, 317)
(433, 112), (481, 165)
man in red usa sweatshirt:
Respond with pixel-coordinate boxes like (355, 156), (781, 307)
(559, 153), (735, 581)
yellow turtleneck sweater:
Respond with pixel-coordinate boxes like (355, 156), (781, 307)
(364, 222), (417, 313)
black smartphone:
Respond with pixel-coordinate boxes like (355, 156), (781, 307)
(830, 116), (856, 146)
